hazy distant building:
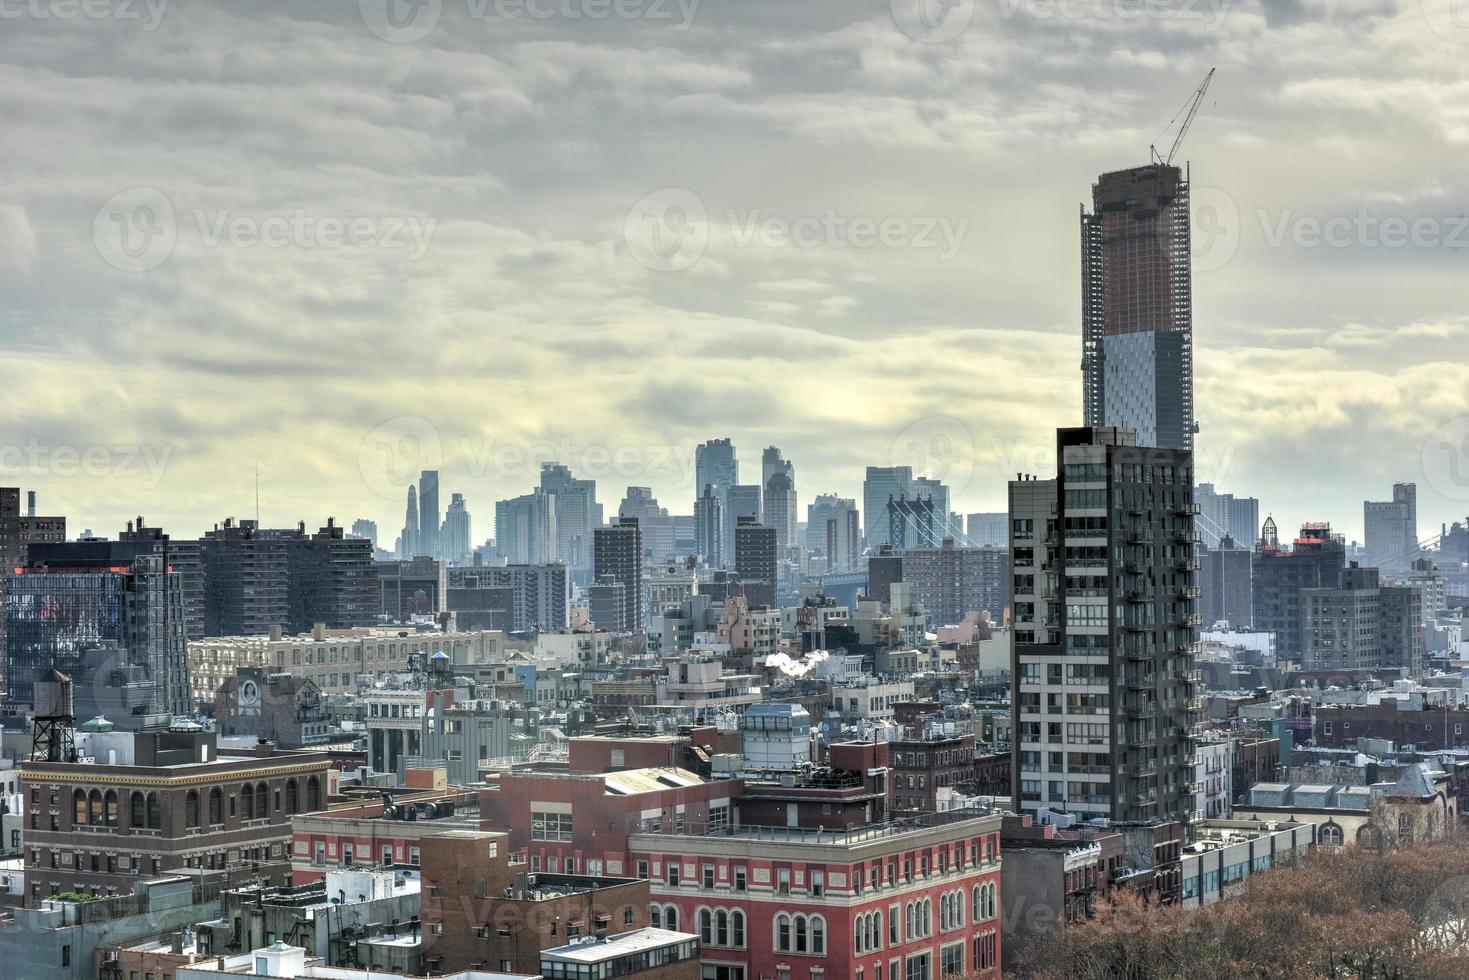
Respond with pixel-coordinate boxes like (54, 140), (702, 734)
(694, 438), (738, 563)
(378, 556), (446, 619)
(1364, 483), (1418, 572)
(400, 484), (420, 559)
(807, 494), (861, 573)
(618, 486), (674, 562)
(897, 539), (1008, 629)
(863, 466), (913, 550)
(495, 489), (558, 565)
(440, 493), (471, 564)
(964, 512), (1008, 548)
(349, 518), (379, 548)
(763, 470), (796, 551)
(540, 462), (601, 569)
(1196, 484), (1259, 551)
(418, 470), (440, 560)
(452, 564), (570, 631)
(592, 517), (643, 633)
(1081, 164), (1195, 452)
(694, 484), (723, 567)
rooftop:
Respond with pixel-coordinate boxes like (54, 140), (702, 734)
(542, 927), (695, 964)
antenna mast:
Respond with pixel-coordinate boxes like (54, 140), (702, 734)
(1150, 68), (1216, 166)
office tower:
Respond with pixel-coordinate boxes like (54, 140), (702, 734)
(494, 489), (558, 565)
(0, 487), (66, 570)
(913, 476), (950, 535)
(8, 542), (190, 718)
(540, 462), (601, 569)
(724, 484), (762, 562)
(1081, 164), (1195, 452)
(418, 470), (440, 559)
(806, 494), (861, 573)
(694, 484), (723, 567)
(440, 493), (472, 564)
(1010, 427), (1199, 822)
(764, 470), (797, 551)
(349, 518), (379, 547)
(1252, 522), (1346, 663)
(897, 539), (1009, 629)
(401, 484), (419, 559)
(1364, 483), (1419, 572)
(887, 493), (938, 549)
(694, 438), (738, 560)
(1199, 535), (1253, 628)
(863, 466), (914, 549)
(592, 517), (643, 633)
(618, 487), (674, 562)
(965, 512), (1008, 548)
(734, 516), (777, 608)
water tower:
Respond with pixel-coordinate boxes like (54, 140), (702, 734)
(32, 670), (78, 763)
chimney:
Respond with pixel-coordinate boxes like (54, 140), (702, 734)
(171, 931), (184, 954)
(26, 491), (35, 517)
(313, 623), (326, 642)
(269, 624), (284, 642)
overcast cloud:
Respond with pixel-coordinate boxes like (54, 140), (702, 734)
(1, 0), (1467, 546)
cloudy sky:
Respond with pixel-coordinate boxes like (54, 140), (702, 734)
(2, 0), (1467, 547)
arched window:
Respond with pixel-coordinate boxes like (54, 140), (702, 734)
(732, 909), (745, 948)
(146, 792), (161, 829)
(104, 789), (118, 826)
(209, 787), (223, 824)
(73, 790), (87, 826)
(810, 915), (825, 955)
(257, 783), (270, 816)
(663, 905), (678, 931)
(873, 910), (882, 950)
(650, 905), (662, 929)
(285, 779), (298, 814)
(185, 790), (200, 828)
(855, 915), (865, 955)
(796, 914), (810, 953)
(776, 913), (791, 952)
(716, 909), (729, 946)
(972, 885), (981, 922)
(130, 791), (146, 828)
(241, 784), (254, 821)
(88, 789), (103, 825)
(1320, 823), (1345, 847)
(306, 776), (321, 812)
(699, 908), (713, 944)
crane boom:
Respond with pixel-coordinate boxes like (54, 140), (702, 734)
(1150, 68), (1216, 167)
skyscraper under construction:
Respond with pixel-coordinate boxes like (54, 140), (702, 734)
(1081, 162), (1196, 453)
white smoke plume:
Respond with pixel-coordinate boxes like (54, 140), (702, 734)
(765, 649), (830, 679)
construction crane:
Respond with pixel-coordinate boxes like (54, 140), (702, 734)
(1150, 68), (1216, 167)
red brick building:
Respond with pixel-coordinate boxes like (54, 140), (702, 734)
(630, 812), (1004, 980)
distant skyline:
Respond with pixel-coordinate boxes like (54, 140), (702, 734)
(2, 0), (1467, 546)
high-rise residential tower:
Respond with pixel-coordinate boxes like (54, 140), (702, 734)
(494, 489), (558, 565)
(539, 462), (601, 569)
(440, 493), (472, 564)
(694, 484), (723, 568)
(806, 494), (861, 573)
(1010, 427), (1200, 823)
(1081, 164), (1196, 452)
(694, 438), (738, 564)
(862, 465), (914, 549)
(1364, 482), (1419, 572)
